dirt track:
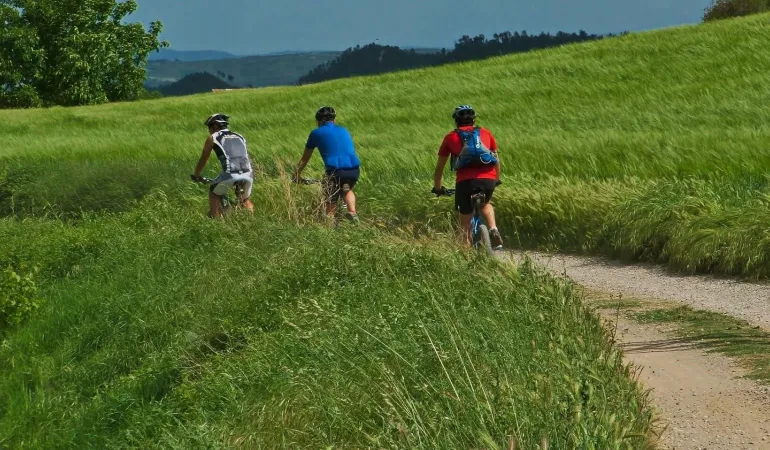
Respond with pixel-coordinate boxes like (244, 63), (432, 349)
(509, 252), (770, 331)
(503, 251), (770, 450)
(611, 316), (770, 449)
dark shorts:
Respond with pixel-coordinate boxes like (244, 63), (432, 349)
(323, 167), (360, 203)
(455, 179), (496, 215)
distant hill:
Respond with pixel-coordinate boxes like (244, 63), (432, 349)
(155, 72), (236, 97)
(404, 47), (445, 54)
(264, 50), (338, 56)
(148, 49), (238, 62)
(298, 31), (608, 85)
(145, 52), (340, 88)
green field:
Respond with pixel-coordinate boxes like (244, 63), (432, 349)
(2, 12), (767, 449)
(145, 52), (341, 88)
(6, 14), (770, 277)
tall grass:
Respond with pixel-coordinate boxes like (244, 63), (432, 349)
(0, 196), (655, 448)
(2, 14), (770, 275)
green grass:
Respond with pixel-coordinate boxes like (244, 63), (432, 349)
(145, 52), (341, 88)
(636, 306), (770, 383)
(1, 12), (766, 448)
(0, 198), (654, 448)
(584, 292), (645, 311)
(3, 14), (770, 276)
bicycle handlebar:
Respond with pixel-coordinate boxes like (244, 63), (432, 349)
(191, 174), (215, 184)
(432, 187), (455, 197)
(292, 176), (321, 185)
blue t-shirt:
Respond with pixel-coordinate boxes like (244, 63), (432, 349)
(305, 122), (361, 171)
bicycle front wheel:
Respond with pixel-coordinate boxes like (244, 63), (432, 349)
(475, 224), (493, 256)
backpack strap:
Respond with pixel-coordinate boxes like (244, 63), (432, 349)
(454, 128), (473, 142)
(449, 129), (461, 172)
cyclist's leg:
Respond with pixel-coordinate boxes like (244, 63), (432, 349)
(478, 179), (498, 229)
(459, 213), (473, 245)
(322, 170), (341, 217)
(209, 173), (231, 218)
(208, 192), (223, 218)
(343, 190), (356, 212)
(339, 168), (359, 219)
(477, 179), (503, 249)
(233, 172), (255, 212)
(455, 180), (475, 245)
(481, 203), (497, 229)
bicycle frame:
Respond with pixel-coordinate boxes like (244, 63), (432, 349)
(470, 192), (486, 248)
(216, 181), (248, 213)
(192, 176), (247, 216)
(434, 187), (491, 253)
(294, 176), (350, 220)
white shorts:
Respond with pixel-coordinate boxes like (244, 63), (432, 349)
(211, 171), (253, 199)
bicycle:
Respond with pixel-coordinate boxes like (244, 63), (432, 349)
(433, 186), (495, 256)
(292, 175), (353, 226)
(190, 174), (248, 217)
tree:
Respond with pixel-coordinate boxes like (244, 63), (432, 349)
(157, 72), (235, 97)
(297, 30), (608, 85)
(703, 0), (770, 20)
(0, 0), (168, 108)
(0, 3), (43, 107)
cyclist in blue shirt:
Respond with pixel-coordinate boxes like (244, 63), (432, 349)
(293, 106), (361, 222)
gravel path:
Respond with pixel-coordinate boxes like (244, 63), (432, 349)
(611, 316), (770, 449)
(500, 251), (770, 449)
(505, 251), (770, 330)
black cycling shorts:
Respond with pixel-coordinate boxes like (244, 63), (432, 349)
(455, 179), (496, 215)
(323, 167), (360, 203)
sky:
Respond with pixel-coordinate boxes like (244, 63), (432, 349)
(132, 0), (713, 55)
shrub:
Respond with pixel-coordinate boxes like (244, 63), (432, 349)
(0, 266), (42, 332)
(137, 88), (163, 100)
(703, 0), (770, 21)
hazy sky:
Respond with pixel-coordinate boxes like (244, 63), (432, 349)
(132, 0), (712, 55)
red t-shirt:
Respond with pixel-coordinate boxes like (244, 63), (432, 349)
(438, 126), (499, 183)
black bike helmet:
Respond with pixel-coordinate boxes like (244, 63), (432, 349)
(315, 106), (336, 122)
(204, 113), (229, 128)
(452, 104), (476, 125)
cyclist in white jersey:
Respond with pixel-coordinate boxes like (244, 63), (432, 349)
(192, 113), (255, 218)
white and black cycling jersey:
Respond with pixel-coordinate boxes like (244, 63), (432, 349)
(212, 129), (252, 174)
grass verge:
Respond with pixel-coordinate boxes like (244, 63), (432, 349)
(635, 306), (770, 383)
(0, 197), (655, 449)
(587, 291), (770, 385)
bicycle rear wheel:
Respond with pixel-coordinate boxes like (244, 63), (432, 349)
(475, 224), (493, 256)
(220, 195), (232, 215)
(234, 181), (247, 204)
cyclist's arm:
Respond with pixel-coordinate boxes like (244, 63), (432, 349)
(434, 155), (449, 191)
(294, 148), (314, 179)
(194, 136), (214, 178)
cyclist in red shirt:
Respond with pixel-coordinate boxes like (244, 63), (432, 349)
(432, 105), (504, 249)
